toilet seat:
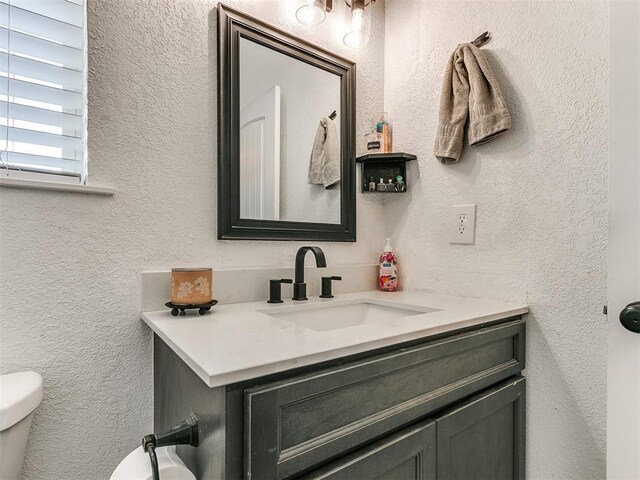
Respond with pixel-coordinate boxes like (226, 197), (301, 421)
(110, 446), (196, 480)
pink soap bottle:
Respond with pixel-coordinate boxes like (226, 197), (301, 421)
(379, 238), (399, 292)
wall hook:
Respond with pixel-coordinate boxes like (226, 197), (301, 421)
(471, 31), (491, 48)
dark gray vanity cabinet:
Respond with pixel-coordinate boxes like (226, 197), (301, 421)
(153, 317), (526, 480)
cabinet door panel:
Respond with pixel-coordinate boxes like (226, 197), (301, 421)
(301, 419), (436, 480)
(436, 377), (525, 480)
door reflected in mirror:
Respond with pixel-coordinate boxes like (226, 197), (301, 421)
(239, 37), (342, 224)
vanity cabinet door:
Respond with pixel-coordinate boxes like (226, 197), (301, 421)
(300, 420), (436, 480)
(436, 377), (525, 480)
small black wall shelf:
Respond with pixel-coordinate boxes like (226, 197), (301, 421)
(356, 152), (417, 193)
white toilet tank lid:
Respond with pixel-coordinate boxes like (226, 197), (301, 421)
(0, 371), (43, 431)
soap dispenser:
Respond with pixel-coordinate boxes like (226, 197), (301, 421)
(379, 238), (399, 292)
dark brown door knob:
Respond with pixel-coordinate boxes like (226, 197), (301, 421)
(620, 302), (640, 333)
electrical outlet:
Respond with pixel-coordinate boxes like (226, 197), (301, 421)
(450, 204), (476, 245)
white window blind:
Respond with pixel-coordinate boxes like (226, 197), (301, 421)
(0, 0), (86, 182)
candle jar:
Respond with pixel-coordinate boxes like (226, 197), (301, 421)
(365, 130), (380, 152)
(170, 268), (213, 305)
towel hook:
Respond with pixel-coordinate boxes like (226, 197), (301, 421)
(471, 31), (491, 48)
(329, 110), (337, 120)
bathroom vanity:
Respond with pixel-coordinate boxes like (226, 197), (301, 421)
(142, 291), (527, 479)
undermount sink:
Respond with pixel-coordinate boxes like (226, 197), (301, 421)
(258, 299), (439, 332)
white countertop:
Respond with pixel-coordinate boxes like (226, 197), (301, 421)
(141, 291), (528, 387)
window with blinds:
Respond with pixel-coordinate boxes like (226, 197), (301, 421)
(0, 0), (86, 182)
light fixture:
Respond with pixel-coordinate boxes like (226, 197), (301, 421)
(343, 0), (371, 47)
(296, 0), (331, 26)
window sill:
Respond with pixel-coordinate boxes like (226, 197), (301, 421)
(0, 177), (115, 196)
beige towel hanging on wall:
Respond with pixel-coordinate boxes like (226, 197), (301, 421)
(434, 43), (511, 164)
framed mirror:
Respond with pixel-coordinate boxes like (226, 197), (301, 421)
(217, 4), (356, 241)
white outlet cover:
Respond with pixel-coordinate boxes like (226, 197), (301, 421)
(450, 204), (476, 245)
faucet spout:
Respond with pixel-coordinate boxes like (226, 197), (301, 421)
(293, 246), (327, 300)
(294, 246), (327, 283)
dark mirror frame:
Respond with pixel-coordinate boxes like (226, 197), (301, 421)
(217, 4), (356, 241)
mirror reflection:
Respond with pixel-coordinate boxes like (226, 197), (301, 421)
(239, 37), (342, 224)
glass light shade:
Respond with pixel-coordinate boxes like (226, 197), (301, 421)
(343, 6), (371, 47)
(296, 0), (327, 26)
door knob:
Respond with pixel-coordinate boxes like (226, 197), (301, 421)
(620, 302), (640, 333)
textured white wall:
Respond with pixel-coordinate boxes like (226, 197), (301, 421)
(383, 1), (608, 478)
(0, 0), (610, 478)
(0, 0), (385, 478)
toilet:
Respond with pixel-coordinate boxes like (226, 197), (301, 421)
(0, 370), (193, 480)
(0, 371), (43, 480)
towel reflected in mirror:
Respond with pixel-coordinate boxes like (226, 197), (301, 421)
(308, 116), (341, 189)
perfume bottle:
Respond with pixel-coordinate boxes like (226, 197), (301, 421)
(376, 178), (386, 192)
(386, 179), (395, 191)
(368, 176), (376, 191)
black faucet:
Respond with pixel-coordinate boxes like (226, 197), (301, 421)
(293, 246), (327, 301)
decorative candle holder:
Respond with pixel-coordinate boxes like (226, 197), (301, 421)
(170, 268), (213, 305)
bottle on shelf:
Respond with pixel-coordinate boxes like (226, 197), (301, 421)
(386, 179), (395, 191)
(376, 113), (393, 153)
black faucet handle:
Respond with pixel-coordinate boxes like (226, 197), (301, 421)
(267, 278), (293, 304)
(320, 276), (342, 298)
